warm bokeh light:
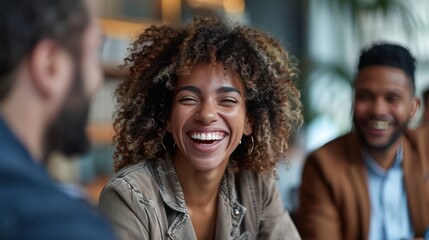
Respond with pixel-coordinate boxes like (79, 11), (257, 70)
(186, 0), (245, 13)
(98, 18), (148, 39)
(186, 0), (223, 8)
(161, 0), (181, 23)
(223, 0), (245, 14)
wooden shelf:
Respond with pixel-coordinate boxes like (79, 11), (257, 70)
(86, 123), (115, 144)
(98, 18), (151, 39)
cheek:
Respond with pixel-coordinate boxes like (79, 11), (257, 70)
(353, 102), (367, 117)
(170, 106), (190, 129)
(55, 56), (75, 107)
(81, 50), (103, 96)
(394, 106), (411, 120)
(224, 108), (247, 129)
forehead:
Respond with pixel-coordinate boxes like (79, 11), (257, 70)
(355, 66), (413, 94)
(176, 62), (244, 90)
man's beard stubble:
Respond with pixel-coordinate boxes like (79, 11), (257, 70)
(44, 71), (91, 159)
(352, 116), (407, 152)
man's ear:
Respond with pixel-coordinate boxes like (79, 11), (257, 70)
(409, 96), (420, 119)
(28, 39), (73, 99)
(243, 116), (253, 136)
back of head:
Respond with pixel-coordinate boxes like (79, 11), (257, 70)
(0, 0), (89, 101)
(357, 42), (416, 93)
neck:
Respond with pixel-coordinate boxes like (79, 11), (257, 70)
(1, 102), (46, 162)
(366, 139), (401, 170)
(173, 155), (226, 240)
(174, 156), (228, 208)
(0, 79), (52, 162)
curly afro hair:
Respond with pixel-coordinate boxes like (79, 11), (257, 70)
(113, 16), (303, 174)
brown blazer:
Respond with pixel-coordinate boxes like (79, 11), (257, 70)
(296, 127), (429, 240)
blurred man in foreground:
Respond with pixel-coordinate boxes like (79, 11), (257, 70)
(296, 43), (429, 240)
(0, 0), (114, 239)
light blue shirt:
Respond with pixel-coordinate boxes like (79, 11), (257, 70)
(363, 144), (414, 240)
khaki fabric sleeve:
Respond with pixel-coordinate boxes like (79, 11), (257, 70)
(98, 178), (149, 240)
(258, 175), (301, 240)
(296, 154), (341, 240)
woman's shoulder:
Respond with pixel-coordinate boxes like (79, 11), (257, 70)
(235, 169), (278, 195)
(102, 160), (159, 198)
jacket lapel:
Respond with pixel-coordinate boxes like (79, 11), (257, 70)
(403, 130), (428, 236)
(347, 132), (370, 239)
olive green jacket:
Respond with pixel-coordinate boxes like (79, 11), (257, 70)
(99, 156), (300, 240)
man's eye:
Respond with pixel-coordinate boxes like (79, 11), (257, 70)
(356, 94), (370, 100)
(387, 96), (401, 102)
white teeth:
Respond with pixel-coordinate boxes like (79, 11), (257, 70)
(369, 121), (390, 130)
(191, 132), (224, 141)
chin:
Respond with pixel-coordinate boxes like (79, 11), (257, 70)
(191, 157), (226, 172)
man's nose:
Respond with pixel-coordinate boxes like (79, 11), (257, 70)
(371, 98), (388, 116)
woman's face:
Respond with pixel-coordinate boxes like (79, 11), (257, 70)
(168, 62), (252, 172)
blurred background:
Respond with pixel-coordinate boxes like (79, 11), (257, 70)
(47, 0), (429, 213)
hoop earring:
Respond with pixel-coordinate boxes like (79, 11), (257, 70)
(161, 136), (168, 150)
(161, 133), (176, 151)
(244, 135), (254, 155)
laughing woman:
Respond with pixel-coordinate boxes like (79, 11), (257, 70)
(99, 16), (302, 240)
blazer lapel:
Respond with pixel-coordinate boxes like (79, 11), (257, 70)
(403, 131), (428, 236)
(347, 132), (370, 239)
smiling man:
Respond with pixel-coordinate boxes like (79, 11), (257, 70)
(296, 43), (429, 240)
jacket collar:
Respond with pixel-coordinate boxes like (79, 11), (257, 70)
(150, 155), (246, 239)
(216, 167), (246, 239)
(149, 154), (187, 213)
(347, 129), (429, 237)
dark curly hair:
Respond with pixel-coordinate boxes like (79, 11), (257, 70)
(113, 16), (303, 174)
(357, 42), (416, 93)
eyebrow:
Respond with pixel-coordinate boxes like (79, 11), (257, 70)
(175, 86), (242, 96)
(176, 86), (201, 94)
(216, 86), (242, 96)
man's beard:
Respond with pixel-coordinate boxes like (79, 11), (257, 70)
(44, 71), (91, 158)
(353, 116), (407, 152)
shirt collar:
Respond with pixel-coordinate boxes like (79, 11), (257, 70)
(0, 115), (32, 160)
(0, 115), (51, 184)
(363, 143), (403, 176)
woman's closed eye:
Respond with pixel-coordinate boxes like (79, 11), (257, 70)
(179, 96), (199, 105)
(219, 97), (239, 106)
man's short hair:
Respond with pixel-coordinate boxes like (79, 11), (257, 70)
(357, 43), (416, 93)
(0, 0), (89, 100)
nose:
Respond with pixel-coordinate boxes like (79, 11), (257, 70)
(194, 100), (219, 124)
(371, 98), (388, 117)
